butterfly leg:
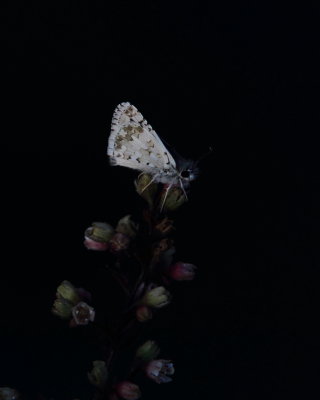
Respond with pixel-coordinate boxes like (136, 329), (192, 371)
(160, 184), (173, 212)
(179, 179), (188, 201)
(140, 174), (159, 193)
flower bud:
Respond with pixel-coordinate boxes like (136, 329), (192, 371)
(136, 340), (160, 361)
(0, 387), (20, 400)
(135, 340), (160, 361)
(72, 301), (95, 325)
(135, 174), (158, 208)
(114, 381), (141, 400)
(52, 298), (73, 319)
(116, 215), (138, 238)
(85, 222), (114, 242)
(87, 360), (108, 388)
(84, 237), (109, 251)
(160, 185), (186, 212)
(56, 280), (80, 305)
(167, 262), (197, 281)
(109, 232), (130, 253)
(135, 305), (152, 322)
(84, 222), (114, 250)
(141, 286), (171, 309)
(145, 360), (175, 384)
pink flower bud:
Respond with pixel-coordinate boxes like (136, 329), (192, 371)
(145, 359), (175, 384)
(72, 301), (95, 325)
(84, 222), (114, 251)
(87, 360), (108, 388)
(84, 237), (109, 251)
(109, 232), (130, 253)
(135, 305), (152, 322)
(167, 262), (197, 281)
(114, 381), (141, 400)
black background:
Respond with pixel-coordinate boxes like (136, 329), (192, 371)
(1, 1), (320, 399)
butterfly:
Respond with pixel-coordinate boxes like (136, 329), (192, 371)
(107, 102), (199, 207)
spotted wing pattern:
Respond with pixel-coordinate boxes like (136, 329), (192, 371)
(107, 102), (176, 176)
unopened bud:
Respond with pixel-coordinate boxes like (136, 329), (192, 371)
(52, 298), (73, 319)
(160, 185), (186, 212)
(88, 360), (108, 388)
(167, 262), (197, 281)
(135, 174), (158, 208)
(56, 280), (80, 305)
(116, 215), (138, 238)
(84, 222), (114, 250)
(135, 340), (160, 361)
(84, 237), (109, 251)
(135, 305), (152, 322)
(114, 381), (141, 400)
(85, 222), (114, 242)
(141, 286), (171, 309)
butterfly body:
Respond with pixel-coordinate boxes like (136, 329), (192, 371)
(107, 102), (198, 194)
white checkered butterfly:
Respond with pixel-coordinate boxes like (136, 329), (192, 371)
(107, 102), (200, 207)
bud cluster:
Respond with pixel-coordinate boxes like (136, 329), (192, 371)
(47, 168), (198, 400)
(84, 215), (138, 253)
(52, 280), (95, 326)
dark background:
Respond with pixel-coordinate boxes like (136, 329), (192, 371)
(1, 1), (319, 399)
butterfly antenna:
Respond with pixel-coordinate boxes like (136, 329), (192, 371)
(195, 146), (214, 165)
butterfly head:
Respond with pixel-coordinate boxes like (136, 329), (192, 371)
(177, 146), (213, 184)
(177, 159), (199, 184)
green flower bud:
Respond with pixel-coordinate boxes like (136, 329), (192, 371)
(87, 360), (108, 388)
(141, 286), (172, 309)
(116, 215), (138, 238)
(85, 222), (114, 242)
(52, 298), (73, 319)
(135, 174), (158, 207)
(135, 340), (160, 362)
(159, 185), (187, 212)
(56, 280), (80, 305)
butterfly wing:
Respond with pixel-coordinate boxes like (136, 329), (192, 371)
(107, 102), (176, 175)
